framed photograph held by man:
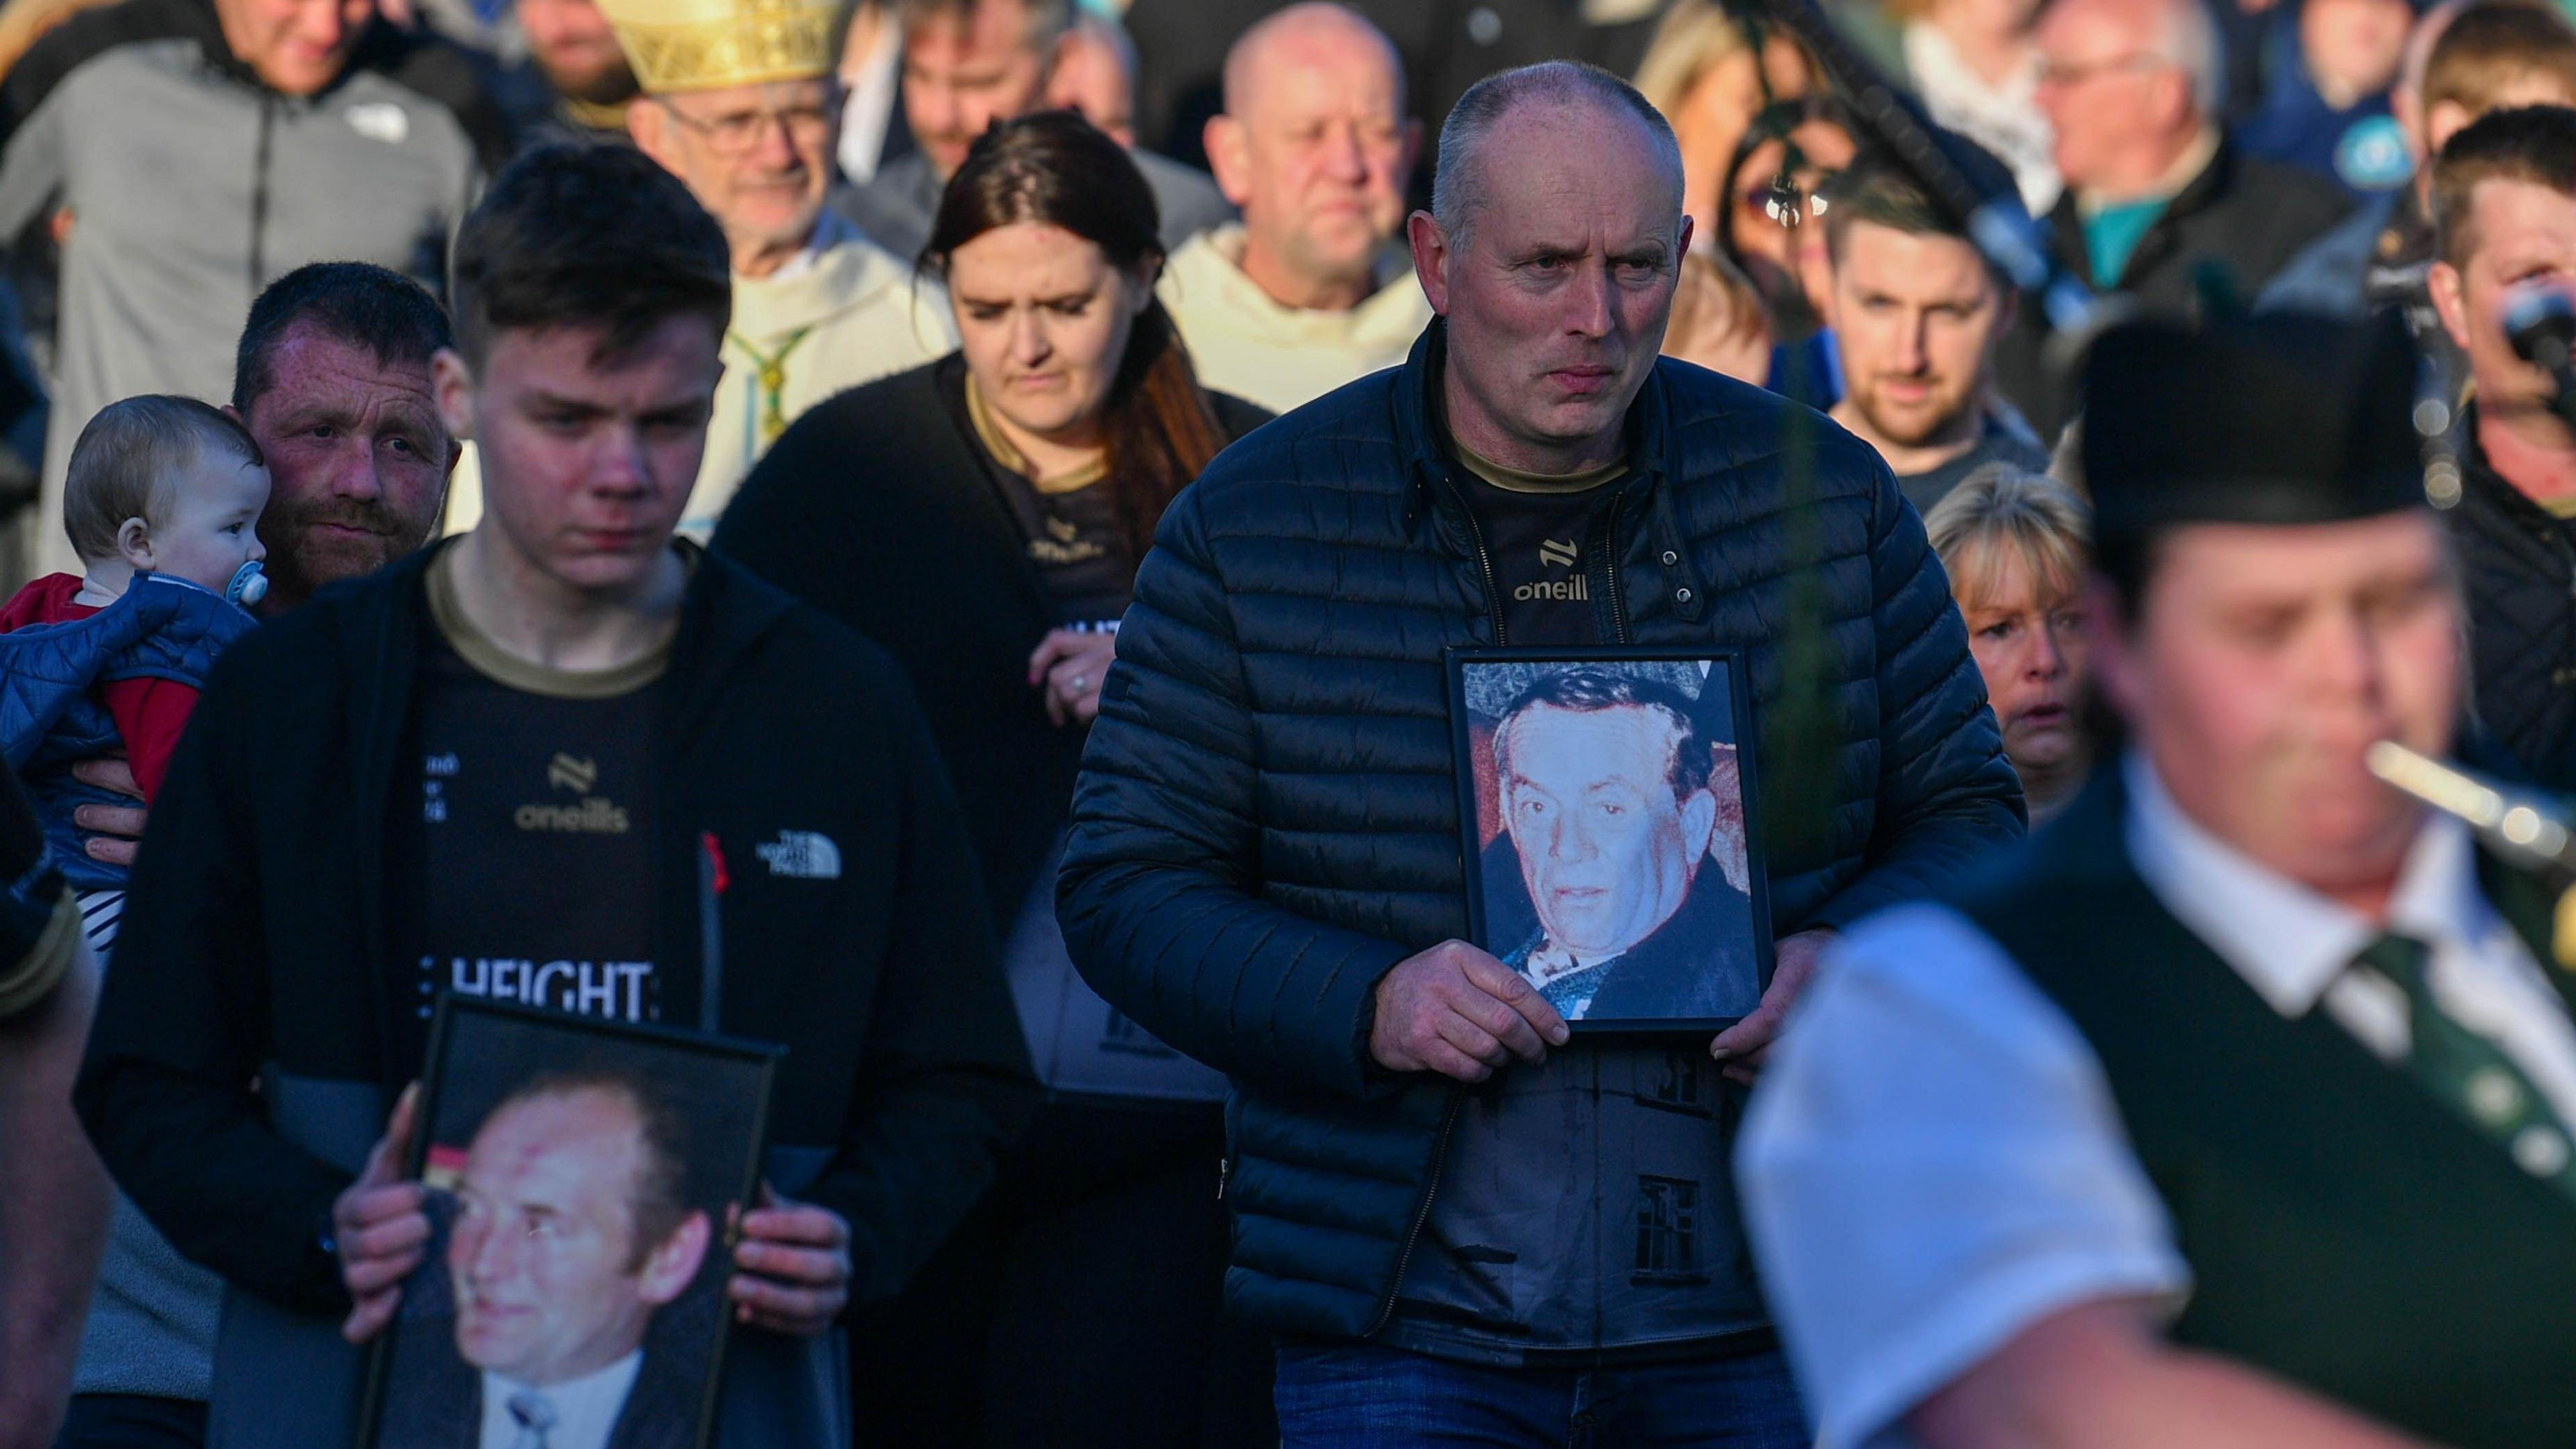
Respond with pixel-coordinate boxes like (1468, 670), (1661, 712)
(359, 998), (780, 1449)
(1449, 649), (1775, 1033)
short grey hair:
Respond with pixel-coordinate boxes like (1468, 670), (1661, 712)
(2152, 0), (2226, 119)
(1431, 60), (1682, 247)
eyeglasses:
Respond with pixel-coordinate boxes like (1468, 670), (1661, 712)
(1738, 171), (1839, 229)
(2035, 52), (2167, 89)
(659, 101), (833, 156)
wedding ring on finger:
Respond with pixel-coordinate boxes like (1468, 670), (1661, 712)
(1070, 674), (1089, 694)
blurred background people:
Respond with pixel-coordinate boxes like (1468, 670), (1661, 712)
(507, 0), (639, 146)
(1822, 155), (2045, 512)
(1923, 463), (2094, 824)
(1633, 0), (1822, 246)
(1120, 0), (1670, 189)
(1047, 7), (1138, 142)
(842, 0), (1233, 258)
(716, 110), (1272, 1449)
(1720, 94), (1859, 400)
(2000, 0), (2352, 427)
(1662, 247), (1778, 380)
(2428, 105), (2576, 794)
(1896, 0), (2058, 212)
(611, 0), (954, 536)
(0, 0), (505, 585)
(1162, 3), (1427, 413)
(835, 0), (908, 182)
(2231, 0), (2416, 197)
(2260, 0), (2576, 361)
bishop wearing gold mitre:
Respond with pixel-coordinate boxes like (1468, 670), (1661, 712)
(600, 0), (955, 537)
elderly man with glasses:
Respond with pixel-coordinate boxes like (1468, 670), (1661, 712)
(602, 0), (955, 537)
(1996, 0), (2351, 431)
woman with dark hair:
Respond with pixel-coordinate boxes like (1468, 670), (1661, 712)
(712, 110), (1272, 1448)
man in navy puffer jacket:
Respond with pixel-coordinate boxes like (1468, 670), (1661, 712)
(1059, 60), (2025, 1446)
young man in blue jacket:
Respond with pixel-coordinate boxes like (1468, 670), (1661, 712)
(1059, 59), (2023, 1448)
(76, 144), (1034, 1449)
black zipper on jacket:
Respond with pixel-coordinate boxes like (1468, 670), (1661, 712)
(1362, 1089), (1466, 1339)
(1589, 489), (1634, 645)
(247, 94), (275, 294)
(1357, 465), (1507, 1338)
(1437, 468), (1510, 645)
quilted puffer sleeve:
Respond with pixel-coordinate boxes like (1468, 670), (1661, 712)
(1807, 455), (2028, 930)
(1057, 483), (1409, 1102)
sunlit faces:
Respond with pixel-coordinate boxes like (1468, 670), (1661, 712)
(448, 1089), (708, 1388)
(1499, 702), (1717, 959)
(210, 0), (372, 96)
(2033, 0), (2191, 190)
(1210, 16), (1417, 291)
(435, 314), (722, 597)
(518, 0), (635, 105)
(946, 221), (1155, 447)
(634, 78), (838, 270)
(2433, 177), (2576, 423)
(1411, 103), (1688, 468)
(235, 324), (453, 612)
(1955, 543), (2089, 773)
(2301, 0), (2411, 105)
(1045, 19), (1135, 144)
(2091, 513), (2460, 896)
(1828, 219), (2008, 452)
(127, 449), (270, 595)
(904, 2), (1051, 180)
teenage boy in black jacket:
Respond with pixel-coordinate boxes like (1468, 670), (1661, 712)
(74, 144), (1036, 1449)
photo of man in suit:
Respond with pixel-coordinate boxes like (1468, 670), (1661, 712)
(378, 1067), (715, 1449)
(1487, 667), (1760, 1023)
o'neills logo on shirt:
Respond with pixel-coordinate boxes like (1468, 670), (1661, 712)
(1514, 576), (1589, 602)
(517, 798), (632, 833)
(517, 753), (631, 833)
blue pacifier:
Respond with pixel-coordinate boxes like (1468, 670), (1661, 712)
(225, 558), (268, 608)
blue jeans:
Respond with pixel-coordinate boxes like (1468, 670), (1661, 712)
(1273, 1342), (1811, 1448)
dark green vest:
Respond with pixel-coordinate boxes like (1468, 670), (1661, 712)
(1958, 771), (2576, 1447)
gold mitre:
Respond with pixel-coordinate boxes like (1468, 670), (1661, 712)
(596, 0), (837, 94)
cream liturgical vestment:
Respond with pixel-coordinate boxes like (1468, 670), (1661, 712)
(688, 210), (953, 537)
(439, 215), (953, 541)
(1157, 224), (1429, 415)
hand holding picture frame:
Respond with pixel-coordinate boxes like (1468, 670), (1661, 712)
(1448, 647), (1776, 1034)
(358, 997), (780, 1449)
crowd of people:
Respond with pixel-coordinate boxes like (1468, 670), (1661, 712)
(0, 0), (2565, 1445)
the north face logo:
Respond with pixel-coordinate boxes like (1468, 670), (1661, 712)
(344, 103), (410, 145)
(755, 830), (843, 879)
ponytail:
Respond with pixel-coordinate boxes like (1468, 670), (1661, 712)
(1101, 299), (1228, 559)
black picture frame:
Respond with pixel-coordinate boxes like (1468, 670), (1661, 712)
(1448, 646), (1776, 1034)
(356, 996), (782, 1449)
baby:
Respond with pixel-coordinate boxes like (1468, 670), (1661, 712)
(0, 394), (270, 900)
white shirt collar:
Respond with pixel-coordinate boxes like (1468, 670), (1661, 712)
(761, 209), (861, 285)
(2123, 751), (2487, 1017)
(479, 1349), (643, 1449)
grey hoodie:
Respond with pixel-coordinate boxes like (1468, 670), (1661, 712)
(0, 0), (504, 580)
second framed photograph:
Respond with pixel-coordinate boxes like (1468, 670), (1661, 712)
(358, 997), (780, 1449)
(1448, 647), (1774, 1034)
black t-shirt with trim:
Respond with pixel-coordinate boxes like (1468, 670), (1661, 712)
(386, 546), (685, 1063)
(939, 356), (1136, 631)
(1452, 442), (1622, 647)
